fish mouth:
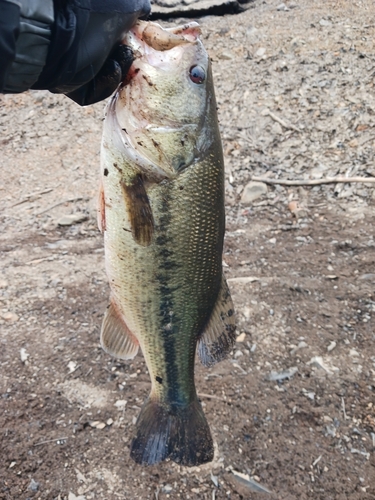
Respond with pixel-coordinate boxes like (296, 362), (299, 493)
(126, 21), (202, 54)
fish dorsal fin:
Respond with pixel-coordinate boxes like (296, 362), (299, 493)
(101, 301), (139, 359)
(121, 175), (154, 247)
(198, 274), (236, 367)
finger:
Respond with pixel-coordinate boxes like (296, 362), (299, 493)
(66, 60), (122, 106)
(111, 44), (134, 76)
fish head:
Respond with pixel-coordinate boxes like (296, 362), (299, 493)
(106, 21), (217, 180)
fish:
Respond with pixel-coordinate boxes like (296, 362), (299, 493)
(98, 20), (236, 467)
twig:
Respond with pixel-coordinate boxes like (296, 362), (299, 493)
(252, 176), (375, 186)
(9, 188), (53, 208)
(232, 362), (247, 374)
(228, 276), (259, 284)
(341, 397), (347, 420)
(312, 455), (322, 467)
(34, 437), (68, 446)
(35, 196), (86, 216)
(262, 109), (301, 133)
(198, 393), (227, 403)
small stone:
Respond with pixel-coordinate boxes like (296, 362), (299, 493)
(319, 19), (332, 27)
(327, 341), (336, 352)
(307, 356), (339, 373)
(276, 3), (289, 11)
(236, 332), (246, 343)
(290, 341), (308, 355)
(162, 485), (173, 493)
(268, 366), (298, 381)
(114, 399), (127, 410)
(67, 361), (78, 373)
(75, 469), (87, 483)
(68, 493), (86, 500)
(349, 349), (359, 357)
(20, 348), (29, 362)
(303, 390), (315, 400)
(255, 47), (266, 58)
(246, 26), (258, 36)
(234, 350), (243, 358)
(288, 201), (308, 218)
(288, 201), (298, 213)
(2, 312), (18, 322)
(28, 479), (40, 492)
(106, 418), (114, 426)
(359, 273), (375, 281)
(57, 213), (88, 226)
(219, 51), (234, 60)
(0, 279), (8, 288)
(325, 424), (336, 437)
(240, 182), (267, 204)
(211, 472), (219, 487)
(89, 421), (106, 429)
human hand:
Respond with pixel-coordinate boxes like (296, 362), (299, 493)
(33, 0), (151, 105)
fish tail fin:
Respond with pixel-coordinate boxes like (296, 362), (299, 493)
(130, 396), (214, 466)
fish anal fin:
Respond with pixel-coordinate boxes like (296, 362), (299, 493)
(120, 175), (154, 247)
(101, 301), (139, 360)
(198, 275), (236, 367)
(97, 182), (106, 233)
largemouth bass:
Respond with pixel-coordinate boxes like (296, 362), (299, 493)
(99, 20), (236, 466)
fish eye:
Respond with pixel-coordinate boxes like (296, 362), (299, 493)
(189, 65), (205, 84)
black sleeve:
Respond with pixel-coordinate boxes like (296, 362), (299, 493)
(0, 0), (54, 93)
(32, 0), (91, 91)
(0, 0), (150, 99)
(34, 0), (148, 93)
(0, 0), (20, 91)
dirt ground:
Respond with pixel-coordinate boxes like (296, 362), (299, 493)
(1, 0), (375, 499)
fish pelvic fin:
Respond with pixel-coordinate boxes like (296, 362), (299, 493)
(198, 274), (236, 367)
(130, 397), (214, 466)
(100, 301), (139, 359)
(120, 174), (154, 247)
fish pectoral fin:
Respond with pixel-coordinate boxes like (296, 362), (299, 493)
(198, 274), (236, 367)
(121, 174), (154, 247)
(100, 301), (139, 360)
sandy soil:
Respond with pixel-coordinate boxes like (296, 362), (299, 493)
(1, 0), (375, 499)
